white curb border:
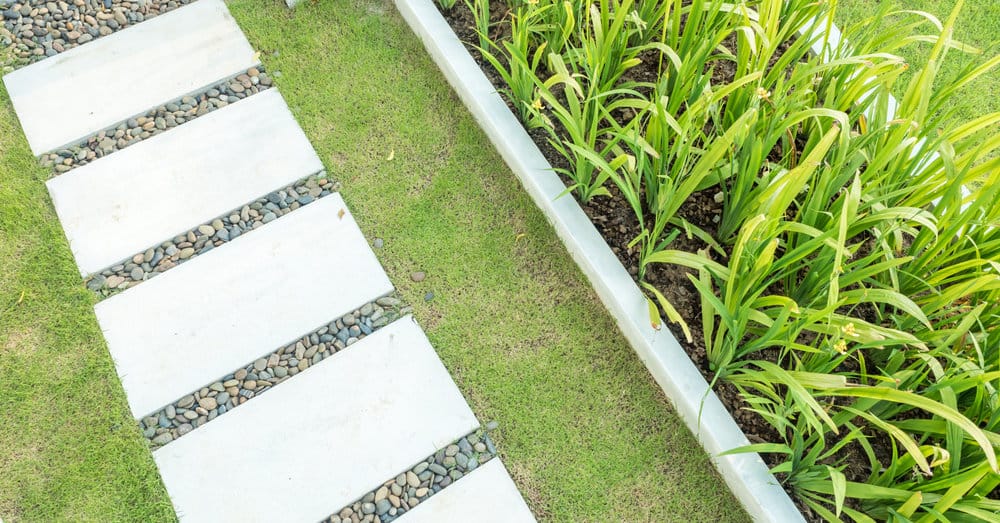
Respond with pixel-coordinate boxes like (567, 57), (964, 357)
(392, 0), (805, 521)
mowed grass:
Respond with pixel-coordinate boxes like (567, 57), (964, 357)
(837, 0), (999, 125)
(0, 0), (746, 521)
(227, 0), (747, 521)
(0, 85), (174, 520)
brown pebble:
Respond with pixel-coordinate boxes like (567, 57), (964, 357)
(410, 271), (425, 282)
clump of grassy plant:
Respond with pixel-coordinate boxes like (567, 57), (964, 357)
(478, 5), (555, 127)
(475, 0), (1000, 519)
(465, 0), (492, 52)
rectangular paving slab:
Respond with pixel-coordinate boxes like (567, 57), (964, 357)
(46, 89), (322, 276)
(398, 459), (536, 523)
(2, 0), (257, 155)
(94, 194), (392, 418)
(153, 317), (480, 522)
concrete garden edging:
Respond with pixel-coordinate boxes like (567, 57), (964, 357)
(393, 0), (807, 520)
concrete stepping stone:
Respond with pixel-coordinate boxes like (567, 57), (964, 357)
(94, 194), (392, 418)
(2, 0), (257, 155)
(398, 459), (536, 523)
(153, 317), (479, 522)
(46, 89), (322, 276)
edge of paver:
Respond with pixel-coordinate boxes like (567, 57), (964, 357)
(397, 459), (535, 523)
(391, 0), (804, 521)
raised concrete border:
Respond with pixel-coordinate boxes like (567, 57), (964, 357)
(153, 317), (479, 523)
(398, 459), (536, 523)
(95, 194), (393, 419)
(391, 0), (804, 520)
(46, 89), (323, 277)
(2, 0), (258, 155)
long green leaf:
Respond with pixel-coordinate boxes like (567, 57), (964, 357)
(820, 386), (997, 472)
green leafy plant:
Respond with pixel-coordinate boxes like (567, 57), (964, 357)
(478, 5), (553, 126)
(470, 0), (1000, 519)
(464, 0), (492, 52)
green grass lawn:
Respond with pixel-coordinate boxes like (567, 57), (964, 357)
(836, 0), (999, 125)
(0, 0), (747, 520)
(0, 87), (175, 520)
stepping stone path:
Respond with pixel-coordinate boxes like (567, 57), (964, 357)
(48, 89), (322, 276)
(96, 194), (391, 418)
(2, 1), (534, 521)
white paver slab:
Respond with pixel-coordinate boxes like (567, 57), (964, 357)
(94, 194), (392, 418)
(398, 459), (535, 523)
(46, 89), (322, 276)
(153, 317), (479, 523)
(2, 0), (257, 155)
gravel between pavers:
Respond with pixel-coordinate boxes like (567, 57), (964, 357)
(142, 295), (411, 449)
(1, 0), (195, 70)
(40, 66), (273, 170)
(85, 172), (338, 297)
(325, 427), (501, 523)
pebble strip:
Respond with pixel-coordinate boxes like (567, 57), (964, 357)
(325, 426), (501, 523)
(141, 295), (412, 450)
(39, 66), (273, 171)
(1, 0), (196, 70)
(85, 173), (339, 298)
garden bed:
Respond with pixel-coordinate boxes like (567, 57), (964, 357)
(397, 0), (1000, 521)
(393, 0), (801, 520)
(440, 0), (829, 487)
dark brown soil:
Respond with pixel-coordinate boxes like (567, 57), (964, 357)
(438, 3), (870, 520)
